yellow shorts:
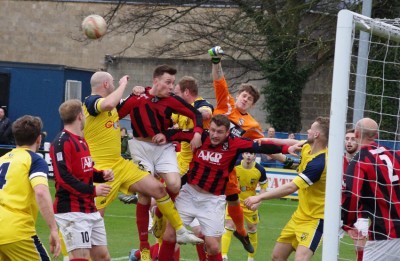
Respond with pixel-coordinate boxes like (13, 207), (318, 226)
(0, 235), (50, 261)
(225, 203), (259, 225)
(176, 152), (190, 176)
(277, 215), (323, 252)
(95, 157), (149, 209)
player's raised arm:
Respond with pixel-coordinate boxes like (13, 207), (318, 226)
(90, 72), (129, 112)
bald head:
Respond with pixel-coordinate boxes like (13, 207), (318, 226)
(355, 118), (378, 143)
(90, 71), (112, 89)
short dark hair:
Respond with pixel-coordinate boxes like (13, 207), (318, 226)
(12, 115), (43, 146)
(153, 65), (177, 79)
(59, 99), (82, 124)
(238, 84), (260, 104)
(211, 114), (231, 130)
(346, 128), (355, 134)
(178, 76), (198, 96)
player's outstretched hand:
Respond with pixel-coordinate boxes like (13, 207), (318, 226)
(208, 46), (224, 64)
(244, 195), (262, 211)
(102, 169), (114, 181)
(96, 184), (112, 197)
(288, 140), (305, 156)
(49, 228), (61, 259)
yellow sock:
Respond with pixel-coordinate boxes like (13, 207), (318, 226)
(221, 227), (234, 256)
(58, 230), (68, 259)
(248, 231), (257, 258)
(155, 195), (183, 230)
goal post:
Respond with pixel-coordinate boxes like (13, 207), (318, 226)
(323, 9), (400, 260)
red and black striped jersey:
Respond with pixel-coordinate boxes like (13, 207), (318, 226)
(117, 87), (203, 138)
(50, 130), (105, 214)
(342, 142), (400, 240)
(165, 129), (288, 195)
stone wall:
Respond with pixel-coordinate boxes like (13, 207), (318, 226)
(1, 0), (333, 132)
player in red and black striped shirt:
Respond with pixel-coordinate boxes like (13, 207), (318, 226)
(51, 100), (114, 260)
(342, 118), (400, 260)
(117, 65), (204, 257)
(341, 128), (365, 261)
(153, 114), (292, 261)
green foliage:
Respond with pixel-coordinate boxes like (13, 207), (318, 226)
(365, 40), (400, 140)
(262, 58), (309, 132)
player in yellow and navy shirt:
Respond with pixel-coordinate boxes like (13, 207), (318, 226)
(0, 115), (60, 260)
(245, 117), (329, 261)
(83, 71), (203, 260)
(222, 152), (267, 261)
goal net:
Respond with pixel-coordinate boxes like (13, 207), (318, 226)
(323, 10), (400, 261)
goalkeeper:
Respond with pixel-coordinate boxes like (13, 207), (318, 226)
(208, 46), (298, 253)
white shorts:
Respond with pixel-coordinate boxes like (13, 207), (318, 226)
(363, 238), (400, 261)
(55, 212), (107, 252)
(175, 184), (226, 237)
(128, 138), (179, 175)
(189, 218), (200, 228)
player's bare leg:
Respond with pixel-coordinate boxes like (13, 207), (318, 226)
(90, 245), (111, 261)
(294, 246), (313, 261)
(271, 242), (294, 261)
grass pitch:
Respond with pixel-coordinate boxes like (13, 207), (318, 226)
(36, 180), (356, 260)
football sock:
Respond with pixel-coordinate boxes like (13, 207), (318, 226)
(158, 240), (176, 261)
(208, 252), (223, 261)
(174, 245), (180, 261)
(156, 195), (183, 230)
(150, 243), (159, 260)
(356, 249), (364, 261)
(221, 228), (234, 256)
(227, 204), (246, 236)
(136, 202), (150, 250)
(248, 231), (257, 258)
(195, 236), (207, 261)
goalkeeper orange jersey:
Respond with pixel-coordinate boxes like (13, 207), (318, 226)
(213, 77), (264, 139)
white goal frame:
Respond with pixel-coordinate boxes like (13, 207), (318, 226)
(323, 10), (400, 260)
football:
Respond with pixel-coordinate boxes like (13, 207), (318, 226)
(82, 14), (107, 39)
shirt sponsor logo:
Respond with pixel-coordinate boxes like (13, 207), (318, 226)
(197, 150), (223, 164)
(81, 156), (93, 172)
(105, 120), (113, 128)
(104, 120), (120, 129)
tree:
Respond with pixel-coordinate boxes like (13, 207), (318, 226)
(364, 3), (400, 140)
(105, 0), (359, 131)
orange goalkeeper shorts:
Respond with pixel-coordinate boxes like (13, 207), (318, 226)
(225, 169), (240, 196)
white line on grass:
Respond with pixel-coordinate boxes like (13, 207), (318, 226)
(105, 214), (136, 219)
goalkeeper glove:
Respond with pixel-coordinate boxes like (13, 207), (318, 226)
(283, 156), (300, 169)
(208, 46), (224, 64)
